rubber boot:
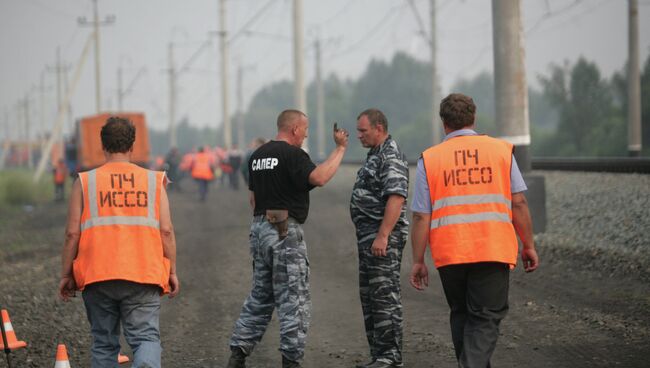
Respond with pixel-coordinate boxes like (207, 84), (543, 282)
(226, 346), (247, 368)
(282, 355), (301, 368)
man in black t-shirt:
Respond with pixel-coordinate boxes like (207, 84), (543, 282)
(227, 110), (349, 368)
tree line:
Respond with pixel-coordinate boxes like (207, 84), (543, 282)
(150, 52), (650, 160)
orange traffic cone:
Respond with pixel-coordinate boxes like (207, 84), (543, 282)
(0, 309), (27, 350)
(118, 353), (130, 364)
(54, 344), (71, 368)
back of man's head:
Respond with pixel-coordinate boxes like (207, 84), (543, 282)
(101, 116), (136, 153)
(439, 93), (476, 130)
(277, 109), (306, 132)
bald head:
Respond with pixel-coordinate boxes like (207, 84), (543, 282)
(277, 109), (307, 132)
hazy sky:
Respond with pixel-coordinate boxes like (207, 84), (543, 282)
(1, 0), (649, 138)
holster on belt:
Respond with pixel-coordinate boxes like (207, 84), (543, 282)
(265, 209), (289, 240)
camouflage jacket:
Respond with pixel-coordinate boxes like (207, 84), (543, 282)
(350, 135), (409, 240)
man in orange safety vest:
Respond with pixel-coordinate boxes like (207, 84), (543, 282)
(190, 146), (215, 202)
(53, 158), (68, 201)
(409, 93), (538, 367)
(58, 116), (179, 368)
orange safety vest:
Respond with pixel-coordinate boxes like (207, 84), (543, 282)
(179, 153), (193, 171)
(421, 135), (518, 269)
(74, 161), (170, 293)
(191, 152), (214, 180)
(54, 164), (67, 184)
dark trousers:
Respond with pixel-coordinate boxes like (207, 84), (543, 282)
(54, 183), (65, 201)
(195, 179), (209, 202)
(438, 262), (510, 368)
(229, 171), (240, 190)
(357, 233), (405, 365)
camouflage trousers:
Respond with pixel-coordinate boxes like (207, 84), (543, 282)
(230, 216), (311, 362)
(357, 232), (405, 365)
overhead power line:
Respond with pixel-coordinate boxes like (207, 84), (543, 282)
(329, 3), (406, 58)
(229, 0), (277, 44)
(526, 0), (584, 35)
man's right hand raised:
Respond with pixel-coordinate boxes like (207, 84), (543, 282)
(333, 123), (349, 148)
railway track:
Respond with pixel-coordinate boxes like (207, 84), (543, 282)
(341, 158), (650, 173)
(530, 157), (650, 173)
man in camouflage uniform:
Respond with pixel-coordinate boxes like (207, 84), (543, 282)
(227, 109), (349, 368)
(350, 108), (409, 368)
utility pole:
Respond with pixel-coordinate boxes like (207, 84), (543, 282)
(78, 0), (115, 114)
(492, 0), (546, 233)
(34, 32), (94, 181)
(0, 109), (9, 170)
(63, 61), (73, 135)
(315, 38), (325, 160)
(39, 71), (46, 146)
(117, 66), (123, 111)
(492, 0), (530, 171)
(168, 42), (177, 148)
(430, 0), (441, 145)
(47, 47), (70, 116)
(22, 95), (33, 169)
(407, 0), (441, 144)
(628, 0), (642, 156)
(219, 0), (232, 149)
(236, 65), (244, 149)
(293, 0), (308, 151)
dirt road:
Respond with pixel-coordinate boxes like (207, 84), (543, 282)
(1, 166), (649, 367)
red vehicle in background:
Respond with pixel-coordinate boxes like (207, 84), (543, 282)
(71, 113), (151, 171)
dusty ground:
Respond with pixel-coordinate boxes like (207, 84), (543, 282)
(0, 166), (649, 367)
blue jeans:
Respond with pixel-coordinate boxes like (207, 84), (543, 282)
(82, 280), (162, 368)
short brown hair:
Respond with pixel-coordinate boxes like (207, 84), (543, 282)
(357, 108), (388, 131)
(101, 116), (136, 153)
(277, 109), (306, 131)
(439, 93), (476, 130)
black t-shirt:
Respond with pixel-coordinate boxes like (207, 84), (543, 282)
(248, 140), (317, 223)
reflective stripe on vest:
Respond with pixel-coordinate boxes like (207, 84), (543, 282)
(431, 193), (512, 229)
(82, 169), (159, 230)
(431, 211), (512, 230)
(432, 193), (511, 212)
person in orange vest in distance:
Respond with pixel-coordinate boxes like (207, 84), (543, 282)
(190, 146), (215, 202)
(409, 93), (538, 368)
(58, 116), (179, 368)
(53, 158), (68, 201)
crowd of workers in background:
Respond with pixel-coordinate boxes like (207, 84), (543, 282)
(149, 139), (267, 201)
(43, 136), (267, 203)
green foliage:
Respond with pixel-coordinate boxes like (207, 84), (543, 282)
(450, 70), (556, 150)
(233, 52), (435, 161)
(0, 170), (52, 206)
(537, 57), (630, 156)
(451, 71), (496, 127)
(148, 51), (650, 159)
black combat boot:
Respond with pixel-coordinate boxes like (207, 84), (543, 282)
(355, 360), (376, 368)
(226, 346), (247, 368)
(282, 355), (301, 368)
(364, 359), (401, 368)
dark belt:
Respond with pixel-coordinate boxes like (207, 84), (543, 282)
(252, 214), (298, 224)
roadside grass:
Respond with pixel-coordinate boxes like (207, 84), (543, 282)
(0, 169), (54, 207)
(0, 169), (64, 257)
